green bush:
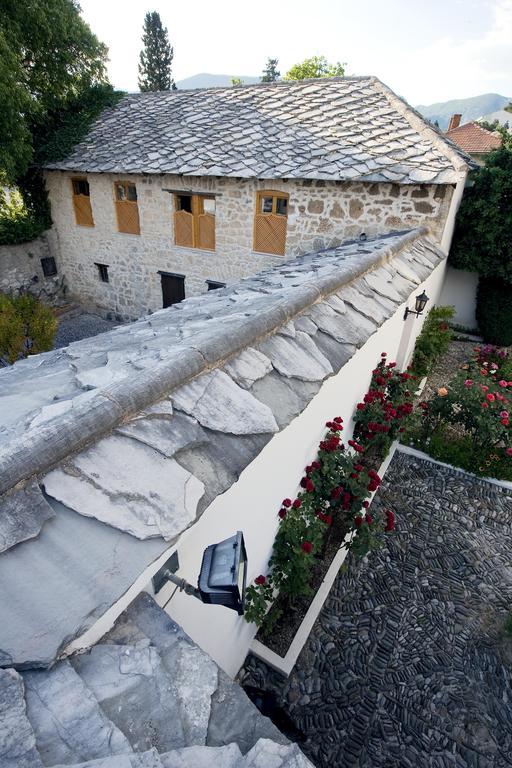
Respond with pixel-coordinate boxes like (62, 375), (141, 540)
(0, 293), (57, 364)
(476, 277), (512, 346)
(411, 305), (455, 377)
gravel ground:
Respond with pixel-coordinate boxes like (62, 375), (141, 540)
(241, 451), (512, 768)
(53, 311), (119, 348)
(418, 338), (477, 402)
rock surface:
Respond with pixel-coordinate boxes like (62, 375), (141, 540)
(0, 668), (42, 768)
(0, 481), (54, 553)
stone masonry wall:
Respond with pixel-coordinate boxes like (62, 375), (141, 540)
(0, 231), (64, 306)
(45, 171), (454, 320)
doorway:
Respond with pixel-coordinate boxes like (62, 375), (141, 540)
(160, 272), (185, 308)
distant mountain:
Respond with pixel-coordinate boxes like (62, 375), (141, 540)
(416, 93), (511, 130)
(176, 73), (260, 90)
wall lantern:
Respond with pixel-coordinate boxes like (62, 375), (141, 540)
(404, 291), (429, 321)
(152, 531), (248, 615)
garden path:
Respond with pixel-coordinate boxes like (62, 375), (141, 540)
(241, 450), (512, 768)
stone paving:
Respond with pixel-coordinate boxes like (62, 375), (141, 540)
(241, 451), (512, 768)
(53, 309), (118, 348)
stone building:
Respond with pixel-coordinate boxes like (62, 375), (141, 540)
(44, 76), (471, 320)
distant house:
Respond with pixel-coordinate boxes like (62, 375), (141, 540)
(43, 77), (472, 320)
(446, 113), (502, 165)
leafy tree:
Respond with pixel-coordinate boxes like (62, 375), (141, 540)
(230, 77), (244, 86)
(0, 0), (108, 184)
(283, 56), (345, 81)
(138, 11), (176, 92)
(261, 57), (280, 82)
(0, 293), (57, 364)
(450, 148), (512, 283)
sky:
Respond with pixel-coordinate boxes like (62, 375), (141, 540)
(78, 0), (512, 105)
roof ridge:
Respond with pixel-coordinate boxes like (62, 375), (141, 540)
(123, 75), (375, 96)
(371, 78), (471, 174)
(0, 229), (428, 496)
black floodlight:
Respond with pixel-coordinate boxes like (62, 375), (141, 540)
(152, 531), (248, 615)
(198, 531), (247, 615)
(404, 291), (429, 320)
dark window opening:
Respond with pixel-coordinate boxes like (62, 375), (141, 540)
(176, 194), (193, 213)
(206, 280), (226, 291)
(72, 178), (90, 196)
(95, 263), (109, 283)
(160, 272), (185, 308)
(41, 256), (57, 277)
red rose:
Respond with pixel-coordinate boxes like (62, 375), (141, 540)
(312, 461), (321, 470)
(333, 416), (343, 424)
(292, 499), (301, 509)
(301, 541), (312, 554)
(385, 510), (395, 532)
(362, 501), (369, 509)
(323, 514), (333, 526)
(350, 472), (359, 479)
(255, 575), (266, 585)
(278, 508), (287, 519)
(354, 515), (363, 527)
(486, 393), (495, 403)
(282, 498), (292, 508)
(366, 514), (373, 525)
(356, 403), (365, 411)
(300, 477), (308, 488)
(387, 362), (397, 369)
(354, 464), (363, 472)
(305, 479), (315, 492)
(381, 352), (387, 357)
(501, 419), (510, 426)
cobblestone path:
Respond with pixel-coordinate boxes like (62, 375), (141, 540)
(241, 451), (512, 768)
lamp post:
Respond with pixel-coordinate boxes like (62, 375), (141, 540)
(404, 291), (429, 321)
(153, 531), (248, 615)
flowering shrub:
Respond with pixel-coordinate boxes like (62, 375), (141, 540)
(352, 353), (415, 455)
(244, 355), (407, 631)
(409, 348), (512, 478)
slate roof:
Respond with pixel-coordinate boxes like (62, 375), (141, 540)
(46, 77), (469, 184)
(1, 591), (313, 767)
(446, 121), (502, 154)
(0, 228), (445, 670)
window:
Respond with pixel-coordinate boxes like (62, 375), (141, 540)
(41, 256), (57, 277)
(206, 279), (226, 290)
(174, 194), (215, 251)
(95, 263), (109, 283)
(159, 272), (185, 307)
(114, 181), (140, 234)
(71, 178), (94, 227)
(253, 190), (289, 256)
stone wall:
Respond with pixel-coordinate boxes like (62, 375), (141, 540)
(45, 171), (454, 320)
(0, 231), (64, 305)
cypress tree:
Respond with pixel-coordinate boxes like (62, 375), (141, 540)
(138, 11), (176, 92)
(261, 58), (280, 82)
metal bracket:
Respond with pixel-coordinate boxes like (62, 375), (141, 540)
(152, 551), (179, 593)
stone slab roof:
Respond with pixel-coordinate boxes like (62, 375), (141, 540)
(0, 228), (445, 669)
(1, 591), (313, 767)
(446, 121), (502, 154)
(46, 77), (470, 184)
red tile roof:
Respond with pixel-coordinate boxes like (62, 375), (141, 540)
(446, 122), (502, 154)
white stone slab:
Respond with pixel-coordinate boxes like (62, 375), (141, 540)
(258, 333), (332, 381)
(224, 348), (273, 390)
(43, 435), (204, 540)
(172, 370), (278, 435)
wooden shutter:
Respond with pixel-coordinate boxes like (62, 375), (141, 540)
(115, 201), (140, 234)
(174, 209), (194, 247)
(254, 213), (287, 255)
(71, 179), (94, 227)
(196, 213), (215, 250)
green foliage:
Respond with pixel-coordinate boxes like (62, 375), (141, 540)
(283, 56), (345, 81)
(478, 120), (512, 149)
(261, 58), (280, 83)
(411, 306), (455, 377)
(138, 11), (175, 92)
(449, 148), (512, 283)
(476, 278), (512, 346)
(0, 293), (57, 364)
(230, 77), (244, 86)
(0, 84), (123, 246)
(0, 0), (107, 184)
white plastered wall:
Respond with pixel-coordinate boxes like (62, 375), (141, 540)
(155, 257), (448, 677)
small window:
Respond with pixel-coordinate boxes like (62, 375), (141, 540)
(114, 181), (140, 234)
(254, 190), (289, 256)
(174, 193), (215, 251)
(206, 280), (226, 291)
(71, 177), (94, 227)
(41, 256), (57, 277)
(95, 263), (109, 283)
(160, 272), (185, 308)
